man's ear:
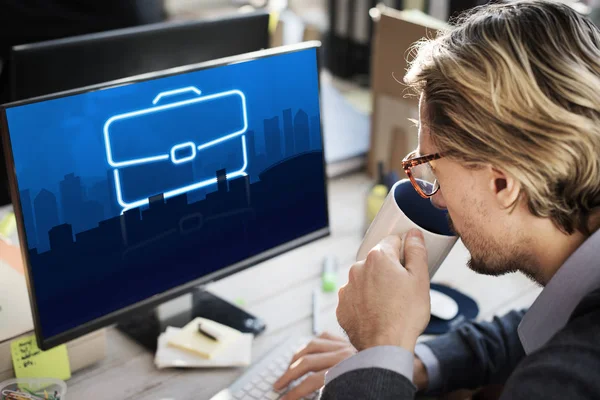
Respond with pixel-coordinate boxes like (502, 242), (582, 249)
(489, 167), (521, 208)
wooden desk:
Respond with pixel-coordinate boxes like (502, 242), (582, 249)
(66, 172), (541, 399)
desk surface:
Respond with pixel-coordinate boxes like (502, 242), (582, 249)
(65, 172), (541, 399)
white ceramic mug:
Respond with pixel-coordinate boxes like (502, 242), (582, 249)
(357, 179), (458, 278)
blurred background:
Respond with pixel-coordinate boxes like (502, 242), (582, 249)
(0, 0), (597, 208)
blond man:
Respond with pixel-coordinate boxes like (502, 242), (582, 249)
(273, 1), (600, 398)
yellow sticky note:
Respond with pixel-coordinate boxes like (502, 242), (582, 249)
(11, 335), (71, 380)
(0, 212), (17, 238)
(269, 12), (280, 35)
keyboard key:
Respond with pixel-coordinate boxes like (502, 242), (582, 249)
(257, 382), (271, 391)
(260, 370), (271, 378)
(209, 337), (315, 400)
(266, 391), (280, 400)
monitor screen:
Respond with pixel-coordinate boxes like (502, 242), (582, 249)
(1, 44), (329, 349)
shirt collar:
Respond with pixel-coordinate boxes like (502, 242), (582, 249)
(518, 229), (600, 354)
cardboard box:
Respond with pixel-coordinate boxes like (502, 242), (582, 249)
(368, 7), (448, 177)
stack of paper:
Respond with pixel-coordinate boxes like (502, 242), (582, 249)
(155, 318), (253, 369)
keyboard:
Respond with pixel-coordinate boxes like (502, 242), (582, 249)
(210, 335), (319, 400)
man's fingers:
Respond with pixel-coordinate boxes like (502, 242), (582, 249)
(288, 338), (349, 366)
(368, 235), (403, 264)
(280, 371), (325, 400)
(318, 331), (347, 342)
(274, 353), (343, 391)
(403, 229), (428, 279)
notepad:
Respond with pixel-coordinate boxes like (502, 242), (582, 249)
(155, 326), (252, 369)
(10, 335), (71, 380)
(166, 317), (242, 359)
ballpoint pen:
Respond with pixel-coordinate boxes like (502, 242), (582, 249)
(312, 288), (320, 335)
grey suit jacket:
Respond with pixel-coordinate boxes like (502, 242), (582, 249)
(320, 287), (600, 399)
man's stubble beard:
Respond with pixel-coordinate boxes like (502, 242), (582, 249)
(446, 213), (542, 284)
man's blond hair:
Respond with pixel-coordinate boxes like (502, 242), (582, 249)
(405, 0), (600, 235)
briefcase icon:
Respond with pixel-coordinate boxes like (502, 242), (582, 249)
(104, 86), (248, 212)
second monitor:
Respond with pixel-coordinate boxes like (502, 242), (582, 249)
(8, 10), (271, 102)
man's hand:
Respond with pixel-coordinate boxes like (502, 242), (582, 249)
(273, 332), (356, 400)
(336, 229), (431, 352)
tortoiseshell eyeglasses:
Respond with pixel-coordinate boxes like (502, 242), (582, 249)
(401, 150), (443, 198)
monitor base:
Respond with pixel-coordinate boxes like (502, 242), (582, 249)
(116, 288), (266, 351)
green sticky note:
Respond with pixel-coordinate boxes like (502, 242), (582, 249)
(11, 335), (71, 381)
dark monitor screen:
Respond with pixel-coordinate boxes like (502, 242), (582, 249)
(9, 11), (270, 102)
(1, 43), (329, 349)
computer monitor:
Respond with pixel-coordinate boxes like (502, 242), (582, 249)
(1, 42), (329, 350)
(8, 11), (270, 102)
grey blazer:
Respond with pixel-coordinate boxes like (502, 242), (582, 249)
(320, 287), (600, 399)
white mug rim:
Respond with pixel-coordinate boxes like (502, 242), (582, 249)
(390, 179), (456, 240)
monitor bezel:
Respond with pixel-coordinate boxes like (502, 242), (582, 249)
(0, 41), (330, 350)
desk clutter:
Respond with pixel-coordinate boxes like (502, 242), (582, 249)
(155, 318), (253, 369)
(0, 378), (67, 400)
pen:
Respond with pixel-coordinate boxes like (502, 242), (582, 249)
(198, 323), (221, 341)
(312, 288), (320, 335)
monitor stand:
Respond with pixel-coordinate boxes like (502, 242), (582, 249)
(116, 287), (266, 351)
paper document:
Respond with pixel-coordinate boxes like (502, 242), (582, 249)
(155, 326), (252, 369)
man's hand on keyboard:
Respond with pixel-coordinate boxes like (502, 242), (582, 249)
(273, 332), (356, 400)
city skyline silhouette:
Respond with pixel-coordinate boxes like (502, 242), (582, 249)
(29, 151), (328, 339)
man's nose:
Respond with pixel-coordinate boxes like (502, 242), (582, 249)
(430, 190), (447, 210)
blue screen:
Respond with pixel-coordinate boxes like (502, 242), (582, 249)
(4, 48), (328, 340)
